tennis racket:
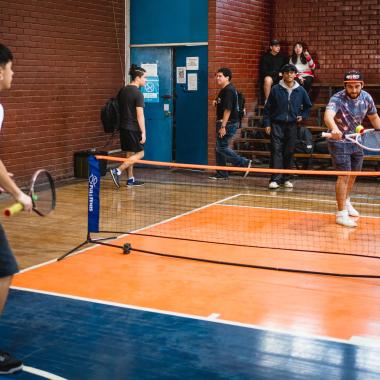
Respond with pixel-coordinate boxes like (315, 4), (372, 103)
(322, 129), (380, 152)
(4, 169), (56, 217)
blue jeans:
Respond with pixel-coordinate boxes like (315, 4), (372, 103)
(215, 121), (249, 178)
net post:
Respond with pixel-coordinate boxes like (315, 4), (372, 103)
(87, 155), (101, 234)
(57, 155), (102, 261)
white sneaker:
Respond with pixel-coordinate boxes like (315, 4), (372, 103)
(336, 210), (357, 228)
(269, 181), (279, 189)
(284, 181), (293, 188)
(345, 198), (359, 217)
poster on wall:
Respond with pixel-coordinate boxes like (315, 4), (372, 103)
(186, 57), (199, 71)
(142, 76), (159, 103)
(141, 63), (158, 77)
(187, 73), (198, 91)
(176, 67), (186, 84)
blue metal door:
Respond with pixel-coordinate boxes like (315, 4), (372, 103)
(131, 47), (173, 162)
(175, 46), (208, 164)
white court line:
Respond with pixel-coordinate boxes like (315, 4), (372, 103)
(237, 192), (380, 207)
(114, 192), (242, 236)
(23, 365), (68, 380)
(16, 193), (242, 274)
(12, 189), (380, 351)
(17, 243), (102, 274)
(218, 202), (380, 218)
(17, 188), (379, 275)
(11, 286), (379, 349)
(208, 313), (220, 320)
(350, 336), (380, 348)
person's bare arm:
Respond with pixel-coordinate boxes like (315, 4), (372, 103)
(136, 107), (146, 144)
(368, 113), (380, 130)
(0, 160), (32, 210)
(324, 109), (342, 140)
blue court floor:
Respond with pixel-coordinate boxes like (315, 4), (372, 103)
(0, 289), (380, 380)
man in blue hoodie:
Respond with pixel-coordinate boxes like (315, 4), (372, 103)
(263, 64), (312, 189)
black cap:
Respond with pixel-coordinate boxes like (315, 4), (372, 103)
(281, 64), (298, 73)
(270, 39), (280, 46)
(344, 70), (363, 82)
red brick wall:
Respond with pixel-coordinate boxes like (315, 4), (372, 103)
(273, 0), (380, 84)
(208, 0), (273, 164)
(0, 0), (124, 184)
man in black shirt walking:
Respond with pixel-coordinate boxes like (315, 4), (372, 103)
(209, 68), (251, 180)
(110, 64), (147, 188)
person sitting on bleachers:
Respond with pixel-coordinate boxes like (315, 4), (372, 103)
(289, 42), (316, 93)
(260, 39), (288, 102)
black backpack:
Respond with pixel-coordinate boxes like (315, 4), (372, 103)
(295, 126), (313, 154)
(236, 91), (246, 127)
(101, 88), (123, 134)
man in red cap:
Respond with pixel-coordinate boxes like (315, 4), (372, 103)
(324, 70), (380, 227)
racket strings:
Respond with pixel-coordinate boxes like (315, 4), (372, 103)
(358, 130), (380, 150)
(32, 171), (55, 215)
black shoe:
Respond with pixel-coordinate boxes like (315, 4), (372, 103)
(127, 179), (145, 188)
(243, 159), (252, 178)
(0, 351), (23, 374)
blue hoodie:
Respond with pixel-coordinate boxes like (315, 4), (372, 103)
(262, 80), (312, 127)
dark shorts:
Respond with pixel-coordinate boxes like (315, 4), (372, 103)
(120, 129), (144, 153)
(264, 74), (281, 85)
(328, 140), (364, 171)
(0, 224), (19, 278)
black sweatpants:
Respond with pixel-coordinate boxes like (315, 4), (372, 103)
(269, 121), (297, 183)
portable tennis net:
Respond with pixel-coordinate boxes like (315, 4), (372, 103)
(61, 155), (380, 278)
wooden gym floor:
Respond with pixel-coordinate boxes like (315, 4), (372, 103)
(0, 172), (379, 379)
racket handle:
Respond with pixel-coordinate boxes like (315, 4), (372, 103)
(321, 132), (331, 138)
(4, 202), (24, 217)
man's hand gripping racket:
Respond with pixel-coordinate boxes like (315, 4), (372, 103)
(3, 169), (56, 217)
(322, 125), (380, 152)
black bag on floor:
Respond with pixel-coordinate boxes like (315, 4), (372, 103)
(295, 126), (313, 154)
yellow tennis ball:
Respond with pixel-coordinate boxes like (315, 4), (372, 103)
(356, 125), (364, 133)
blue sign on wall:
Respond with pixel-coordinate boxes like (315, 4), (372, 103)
(131, 0), (208, 45)
(142, 76), (159, 103)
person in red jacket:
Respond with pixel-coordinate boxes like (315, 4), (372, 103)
(289, 41), (316, 93)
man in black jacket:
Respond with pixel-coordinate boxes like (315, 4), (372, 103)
(260, 39), (288, 102)
(263, 64), (312, 189)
